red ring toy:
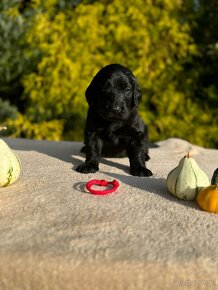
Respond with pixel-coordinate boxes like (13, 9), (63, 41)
(86, 179), (120, 195)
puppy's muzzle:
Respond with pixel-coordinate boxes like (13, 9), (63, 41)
(110, 106), (122, 113)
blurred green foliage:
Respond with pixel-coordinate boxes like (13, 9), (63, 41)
(0, 98), (17, 122)
(0, 0), (217, 147)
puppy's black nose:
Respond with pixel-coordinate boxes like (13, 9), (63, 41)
(111, 106), (121, 113)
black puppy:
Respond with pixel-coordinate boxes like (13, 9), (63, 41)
(76, 64), (153, 177)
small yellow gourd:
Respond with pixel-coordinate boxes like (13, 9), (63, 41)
(197, 185), (218, 214)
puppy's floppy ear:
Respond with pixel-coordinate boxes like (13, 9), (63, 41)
(85, 80), (96, 107)
(132, 77), (142, 107)
(85, 70), (103, 107)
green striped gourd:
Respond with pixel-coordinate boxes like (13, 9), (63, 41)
(166, 153), (210, 201)
(211, 168), (218, 185)
(0, 127), (21, 187)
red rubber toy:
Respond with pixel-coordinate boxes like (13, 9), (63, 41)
(86, 179), (120, 195)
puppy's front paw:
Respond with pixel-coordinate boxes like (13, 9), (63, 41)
(76, 162), (99, 174)
(130, 166), (153, 177)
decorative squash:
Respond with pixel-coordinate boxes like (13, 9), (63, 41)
(197, 185), (218, 214)
(0, 127), (21, 187)
(167, 152), (210, 201)
(211, 168), (218, 185)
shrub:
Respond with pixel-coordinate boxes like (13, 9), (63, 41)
(1, 0), (217, 147)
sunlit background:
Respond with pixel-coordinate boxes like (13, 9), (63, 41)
(0, 0), (217, 148)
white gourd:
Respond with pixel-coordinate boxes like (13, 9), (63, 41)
(167, 153), (210, 200)
(0, 128), (21, 187)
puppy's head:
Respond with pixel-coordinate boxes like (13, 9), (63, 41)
(85, 64), (141, 121)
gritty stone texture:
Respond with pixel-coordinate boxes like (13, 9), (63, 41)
(0, 137), (217, 290)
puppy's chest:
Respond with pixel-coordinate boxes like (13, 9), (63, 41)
(97, 125), (137, 144)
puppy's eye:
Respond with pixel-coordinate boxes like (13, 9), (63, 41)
(124, 87), (130, 93)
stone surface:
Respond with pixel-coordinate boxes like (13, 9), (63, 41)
(0, 137), (217, 290)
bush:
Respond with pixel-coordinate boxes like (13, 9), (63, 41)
(1, 0), (217, 147)
(0, 0), (34, 104)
